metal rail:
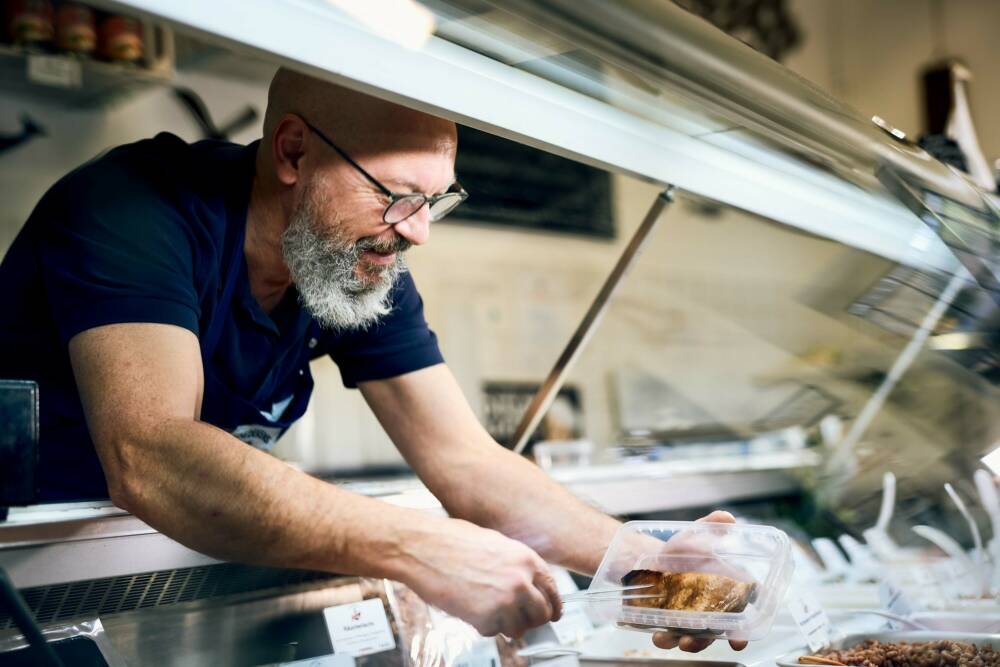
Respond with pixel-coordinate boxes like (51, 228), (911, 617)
(511, 188), (674, 454)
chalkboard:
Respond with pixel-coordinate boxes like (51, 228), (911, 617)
(450, 125), (615, 238)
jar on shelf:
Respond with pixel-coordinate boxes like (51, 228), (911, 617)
(6, 0), (55, 48)
(55, 3), (96, 55)
(98, 14), (143, 63)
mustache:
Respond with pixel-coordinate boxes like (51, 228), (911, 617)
(355, 234), (412, 255)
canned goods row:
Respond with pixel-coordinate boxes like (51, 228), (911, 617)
(3, 0), (143, 63)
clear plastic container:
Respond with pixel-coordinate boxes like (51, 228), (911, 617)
(586, 520), (794, 641)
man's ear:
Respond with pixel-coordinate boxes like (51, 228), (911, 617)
(272, 114), (308, 186)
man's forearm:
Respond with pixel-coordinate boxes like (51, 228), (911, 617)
(109, 418), (427, 581)
(358, 365), (620, 574)
(437, 442), (620, 575)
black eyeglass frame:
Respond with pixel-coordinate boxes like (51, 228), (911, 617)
(300, 117), (468, 224)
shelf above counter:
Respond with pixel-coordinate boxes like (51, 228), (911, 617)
(0, 21), (173, 108)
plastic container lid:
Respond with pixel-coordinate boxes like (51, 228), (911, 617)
(586, 520), (794, 641)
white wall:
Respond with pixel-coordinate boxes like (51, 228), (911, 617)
(786, 0), (1000, 163)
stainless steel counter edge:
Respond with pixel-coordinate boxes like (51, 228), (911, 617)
(1, 452), (817, 588)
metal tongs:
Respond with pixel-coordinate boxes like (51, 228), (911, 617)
(561, 583), (658, 603)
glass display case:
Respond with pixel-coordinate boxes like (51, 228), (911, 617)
(2, 0), (998, 663)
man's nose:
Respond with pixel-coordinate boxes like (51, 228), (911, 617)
(391, 205), (431, 246)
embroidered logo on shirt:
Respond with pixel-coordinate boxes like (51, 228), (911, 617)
(231, 424), (282, 451)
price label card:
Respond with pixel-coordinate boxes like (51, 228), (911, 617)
(453, 639), (502, 667)
(787, 594), (833, 652)
(26, 55), (82, 88)
(878, 580), (914, 620)
(323, 598), (396, 658)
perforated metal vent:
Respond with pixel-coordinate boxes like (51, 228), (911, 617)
(0, 563), (338, 629)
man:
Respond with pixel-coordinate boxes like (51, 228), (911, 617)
(0, 68), (741, 650)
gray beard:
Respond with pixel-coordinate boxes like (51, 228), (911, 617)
(281, 184), (409, 331)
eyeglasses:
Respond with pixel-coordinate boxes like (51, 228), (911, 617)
(301, 118), (468, 225)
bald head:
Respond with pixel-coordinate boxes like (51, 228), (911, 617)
(248, 66), (459, 317)
(262, 67), (456, 163)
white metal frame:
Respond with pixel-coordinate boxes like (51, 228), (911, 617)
(99, 0), (958, 274)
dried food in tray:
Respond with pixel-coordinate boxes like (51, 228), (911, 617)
(775, 632), (1000, 667)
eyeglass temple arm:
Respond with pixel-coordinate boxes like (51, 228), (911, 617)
(330, 143), (394, 198)
(305, 119), (394, 197)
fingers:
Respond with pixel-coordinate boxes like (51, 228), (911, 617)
(517, 585), (554, 630)
(496, 606), (537, 638)
(697, 510), (735, 524)
(498, 618), (526, 639)
(653, 632), (744, 653)
(652, 631), (679, 650)
(534, 569), (564, 622)
(678, 636), (713, 653)
(497, 578), (557, 638)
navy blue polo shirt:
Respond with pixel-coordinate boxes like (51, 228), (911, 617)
(0, 133), (444, 502)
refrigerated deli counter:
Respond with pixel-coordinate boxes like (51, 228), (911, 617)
(2, 0), (999, 664)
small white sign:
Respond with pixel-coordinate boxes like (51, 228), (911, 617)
(453, 639), (501, 667)
(26, 55), (82, 88)
(787, 594), (833, 652)
(323, 598), (396, 658)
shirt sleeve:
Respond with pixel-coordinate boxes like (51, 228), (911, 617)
(325, 271), (444, 388)
(36, 140), (202, 346)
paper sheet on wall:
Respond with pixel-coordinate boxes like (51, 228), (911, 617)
(27, 55), (82, 88)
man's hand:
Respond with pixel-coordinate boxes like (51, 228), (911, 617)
(399, 517), (563, 638)
(651, 510), (749, 653)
